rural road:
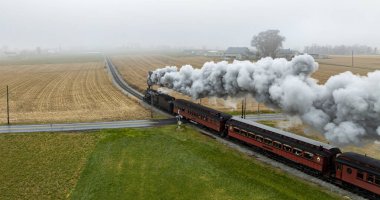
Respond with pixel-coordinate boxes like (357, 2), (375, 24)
(0, 119), (177, 134)
(0, 113), (286, 134)
(243, 113), (287, 121)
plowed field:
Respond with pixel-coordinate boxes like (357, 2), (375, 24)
(0, 57), (149, 124)
(314, 55), (380, 83)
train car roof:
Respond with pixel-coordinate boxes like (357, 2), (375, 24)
(229, 116), (337, 150)
(336, 152), (380, 175)
(174, 99), (232, 120)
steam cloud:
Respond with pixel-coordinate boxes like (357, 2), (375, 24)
(148, 55), (380, 145)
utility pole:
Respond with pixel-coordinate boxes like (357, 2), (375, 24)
(150, 93), (153, 119)
(257, 102), (260, 114)
(241, 98), (247, 119)
(6, 85), (10, 125)
(244, 97), (246, 119)
(241, 99), (244, 119)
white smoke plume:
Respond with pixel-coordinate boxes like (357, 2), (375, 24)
(148, 55), (380, 145)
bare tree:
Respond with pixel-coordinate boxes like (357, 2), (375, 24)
(251, 30), (285, 58)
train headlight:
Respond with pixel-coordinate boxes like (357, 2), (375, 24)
(317, 157), (321, 162)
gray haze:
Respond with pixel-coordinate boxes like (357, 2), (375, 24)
(149, 55), (380, 145)
(1, 0), (380, 50)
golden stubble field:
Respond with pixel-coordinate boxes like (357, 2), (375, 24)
(111, 54), (269, 113)
(314, 55), (380, 83)
(0, 56), (149, 124)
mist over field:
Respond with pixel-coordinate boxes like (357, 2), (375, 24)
(1, 0), (380, 50)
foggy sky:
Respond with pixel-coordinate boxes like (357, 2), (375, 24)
(1, 0), (379, 50)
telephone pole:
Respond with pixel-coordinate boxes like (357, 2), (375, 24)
(150, 94), (153, 119)
(241, 99), (244, 118)
(6, 85), (10, 125)
(257, 102), (260, 114)
(241, 98), (247, 119)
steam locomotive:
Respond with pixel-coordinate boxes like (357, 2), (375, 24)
(143, 88), (380, 199)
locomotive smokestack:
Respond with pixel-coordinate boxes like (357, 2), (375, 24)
(147, 55), (380, 145)
(147, 71), (153, 89)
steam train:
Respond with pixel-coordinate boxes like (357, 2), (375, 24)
(144, 88), (380, 199)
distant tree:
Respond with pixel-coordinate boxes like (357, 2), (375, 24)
(251, 30), (285, 58)
(303, 44), (377, 55)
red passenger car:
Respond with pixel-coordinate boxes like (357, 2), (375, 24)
(173, 99), (232, 132)
(226, 117), (341, 175)
(335, 152), (380, 197)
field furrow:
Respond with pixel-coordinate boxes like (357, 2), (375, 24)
(0, 58), (150, 124)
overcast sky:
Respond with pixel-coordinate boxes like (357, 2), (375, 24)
(1, 0), (379, 50)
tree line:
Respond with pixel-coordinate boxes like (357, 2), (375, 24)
(250, 30), (378, 58)
(304, 44), (377, 55)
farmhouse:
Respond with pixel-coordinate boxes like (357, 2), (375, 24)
(224, 47), (253, 60)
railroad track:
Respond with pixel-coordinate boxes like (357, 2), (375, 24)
(105, 56), (144, 100)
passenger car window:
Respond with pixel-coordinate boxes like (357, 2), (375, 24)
(256, 135), (263, 142)
(356, 171), (364, 180)
(263, 138), (273, 145)
(241, 130), (248, 136)
(375, 177), (380, 186)
(248, 132), (255, 139)
(347, 168), (352, 174)
(283, 145), (292, 152)
(367, 174), (375, 183)
(292, 148), (302, 156)
(273, 141), (281, 149)
(303, 152), (313, 160)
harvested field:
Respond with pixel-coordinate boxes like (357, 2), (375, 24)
(0, 55), (150, 124)
(314, 55), (380, 83)
(317, 55), (380, 70)
(111, 54), (271, 113)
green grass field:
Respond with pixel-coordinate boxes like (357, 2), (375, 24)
(72, 126), (340, 200)
(0, 126), (341, 199)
